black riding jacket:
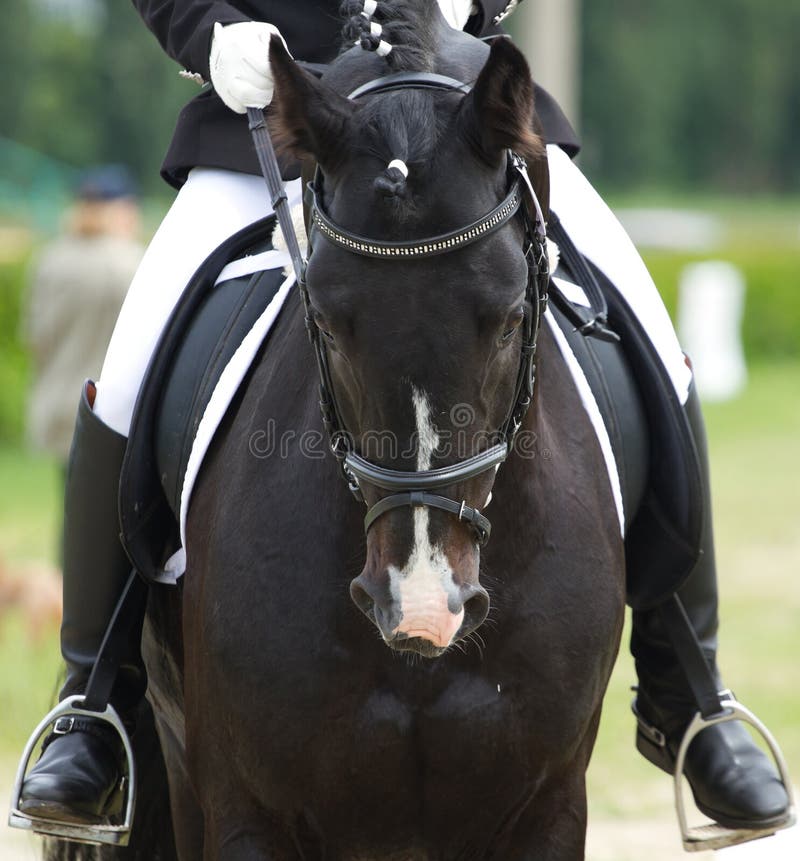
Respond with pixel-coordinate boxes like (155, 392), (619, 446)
(131, 0), (578, 188)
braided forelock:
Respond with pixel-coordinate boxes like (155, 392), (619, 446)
(338, 1), (444, 220)
(357, 87), (446, 221)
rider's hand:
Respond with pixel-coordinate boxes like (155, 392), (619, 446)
(209, 21), (288, 114)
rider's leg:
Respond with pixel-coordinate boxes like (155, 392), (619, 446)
(18, 381), (141, 823)
(546, 144), (790, 827)
(631, 386), (789, 828)
(96, 168), (294, 436)
(19, 169), (296, 823)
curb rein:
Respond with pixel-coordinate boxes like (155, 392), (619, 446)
(247, 72), (550, 547)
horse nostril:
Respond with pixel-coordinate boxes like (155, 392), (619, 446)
(350, 577), (399, 639)
(349, 579), (375, 620)
(462, 587), (490, 634)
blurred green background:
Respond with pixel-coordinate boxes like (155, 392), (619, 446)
(0, 1), (798, 859)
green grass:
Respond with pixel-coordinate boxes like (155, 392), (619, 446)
(0, 447), (62, 773)
(0, 615), (62, 772)
(0, 365), (798, 823)
(0, 446), (61, 564)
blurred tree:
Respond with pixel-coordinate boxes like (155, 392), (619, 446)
(2, 0), (798, 199)
(91, 3), (194, 193)
(0, 0), (35, 145)
(2, 1), (189, 199)
(581, 0), (800, 193)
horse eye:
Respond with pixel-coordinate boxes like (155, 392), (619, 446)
(312, 309), (335, 342)
(500, 307), (525, 344)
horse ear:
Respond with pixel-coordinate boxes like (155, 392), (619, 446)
(268, 35), (356, 170)
(460, 38), (543, 165)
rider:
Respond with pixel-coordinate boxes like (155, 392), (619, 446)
(17, 0), (790, 839)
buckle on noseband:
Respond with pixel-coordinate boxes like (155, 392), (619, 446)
(347, 445), (506, 545)
(364, 491), (492, 546)
(455, 499), (491, 545)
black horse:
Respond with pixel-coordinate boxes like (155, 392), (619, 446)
(48, 4), (626, 859)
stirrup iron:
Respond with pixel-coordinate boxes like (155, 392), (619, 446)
(8, 695), (136, 846)
(674, 694), (796, 852)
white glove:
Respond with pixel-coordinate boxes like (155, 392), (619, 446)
(437, 0), (475, 30)
(209, 21), (288, 114)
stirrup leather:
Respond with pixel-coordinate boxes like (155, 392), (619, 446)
(673, 694), (796, 852)
(8, 695), (136, 846)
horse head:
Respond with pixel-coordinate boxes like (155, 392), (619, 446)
(269, 5), (549, 658)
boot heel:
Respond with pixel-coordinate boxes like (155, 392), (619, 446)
(632, 697), (674, 775)
(635, 725), (674, 774)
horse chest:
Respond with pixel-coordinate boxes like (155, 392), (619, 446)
(238, 663), (547, 854)
(253, 653), (545, 796)
(355, 671), (521, 758)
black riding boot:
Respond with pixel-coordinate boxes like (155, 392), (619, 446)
(19, 381), (146, 825)
(631, 386), (790, 829)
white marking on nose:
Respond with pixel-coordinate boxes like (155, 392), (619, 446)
(389, 508), (464, 647)
(411, 386), (438, 470)
(385, 387), (464, 648)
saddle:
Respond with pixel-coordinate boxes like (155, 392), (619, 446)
(119, 212), (701, 610)
(119, 215), (286, 581)
(547, 215), (703, 609)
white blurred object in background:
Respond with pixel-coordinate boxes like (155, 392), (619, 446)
(677, 261), (747, 401)
(616, 208), (723, 252)
(513, 0), (580, 128)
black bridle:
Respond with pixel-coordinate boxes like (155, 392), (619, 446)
(249, 72), (550, 547)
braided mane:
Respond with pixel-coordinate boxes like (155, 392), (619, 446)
(340, 0), (437, 72)
(269, 2), (541, 218)
(338, 2), (446, 214)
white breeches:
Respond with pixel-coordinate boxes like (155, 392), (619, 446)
(94, 169), (302, 435)
(94, 151), (690, 437)
(546, 145), (692, 402)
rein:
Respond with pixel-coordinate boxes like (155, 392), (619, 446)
(249, 71), (549, 547)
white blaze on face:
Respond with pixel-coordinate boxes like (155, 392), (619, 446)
(412, 386), (438, 472)
(385, 388), (464, 648)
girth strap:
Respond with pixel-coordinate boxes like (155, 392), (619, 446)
(364, 491), (491, 546)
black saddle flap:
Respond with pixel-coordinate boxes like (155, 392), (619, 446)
(593, 266), (704, 610)
(156, 263), (287, 516)
(549, 237), (703, 611)
(119, 215), (279, 583)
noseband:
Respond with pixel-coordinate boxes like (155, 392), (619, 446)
(299, 72), (550, 546)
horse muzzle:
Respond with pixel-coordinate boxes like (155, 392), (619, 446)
(350, 571), (490, 657)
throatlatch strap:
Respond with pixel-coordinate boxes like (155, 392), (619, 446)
(657, 595), (724, 719)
